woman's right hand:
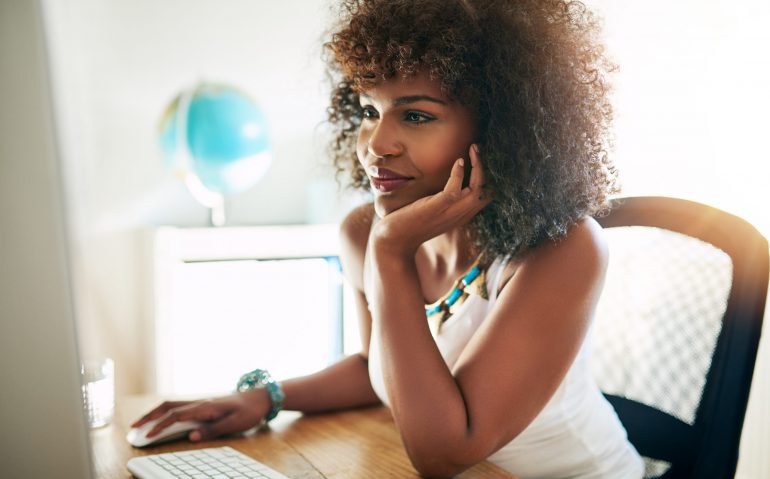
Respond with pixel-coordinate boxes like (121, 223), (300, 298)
(370, 144), (490, 259)
(130, 388), (271, 442)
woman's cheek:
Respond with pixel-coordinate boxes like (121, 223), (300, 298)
(356, 128), (371, 164)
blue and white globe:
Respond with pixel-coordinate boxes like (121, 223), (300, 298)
(159, 83), (272, 206)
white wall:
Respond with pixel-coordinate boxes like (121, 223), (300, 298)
(589, 0), (770, 234)
(42, 0), (347, 395)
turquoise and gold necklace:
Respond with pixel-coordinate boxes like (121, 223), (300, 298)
(425, 257), (485, 333)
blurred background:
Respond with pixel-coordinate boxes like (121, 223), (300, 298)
(44, 0), (344, 394)
(41, 0), (768, 476)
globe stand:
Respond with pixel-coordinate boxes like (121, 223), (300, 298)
(210, 203), (226, 227)
(185, 174), (227, 227)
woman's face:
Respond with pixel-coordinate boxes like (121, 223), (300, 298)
(356, 72), (476, 218)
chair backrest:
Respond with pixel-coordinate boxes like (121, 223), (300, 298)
(592, 196), (768, 479)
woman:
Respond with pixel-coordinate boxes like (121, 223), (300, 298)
(134, 1), (644, 477)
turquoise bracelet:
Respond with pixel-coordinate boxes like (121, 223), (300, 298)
(236, 368), (285, 423)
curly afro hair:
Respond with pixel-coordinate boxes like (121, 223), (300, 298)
(324, 0), (618, 260)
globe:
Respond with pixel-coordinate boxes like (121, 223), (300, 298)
(159, 83), (272, 208)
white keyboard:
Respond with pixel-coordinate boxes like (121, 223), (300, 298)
(127, 446), (291, 479)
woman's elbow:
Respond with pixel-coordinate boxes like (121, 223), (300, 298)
(412, 459), (466, 478)
(406, 447), (477, 478)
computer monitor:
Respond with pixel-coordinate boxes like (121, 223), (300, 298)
(0, 0), (94, 477)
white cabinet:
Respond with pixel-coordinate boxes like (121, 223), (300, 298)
(151, 225), (357, 395)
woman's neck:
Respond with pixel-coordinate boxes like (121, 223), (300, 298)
(418, 227), (477, 276)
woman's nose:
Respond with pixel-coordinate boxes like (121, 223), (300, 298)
(366, 119), (403, 159)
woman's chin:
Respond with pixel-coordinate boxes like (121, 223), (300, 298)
(373, 200), (393, 219)
(373, 189), (436, 219)
(373, 199), (403, 219)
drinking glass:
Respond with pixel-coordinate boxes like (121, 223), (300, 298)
(81, 358), (115, 428)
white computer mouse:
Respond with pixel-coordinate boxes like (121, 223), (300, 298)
(126, 418), (202, 448)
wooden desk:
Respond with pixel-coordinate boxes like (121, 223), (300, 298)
(92, 396), (516, 478)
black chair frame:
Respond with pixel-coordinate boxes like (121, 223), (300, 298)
(595, 196), (768, 479)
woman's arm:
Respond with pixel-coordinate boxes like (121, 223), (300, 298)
(368, 149), (609, 477)
(137, 345), (380, 441)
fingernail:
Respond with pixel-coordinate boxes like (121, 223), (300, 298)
(189, 431), (201, 442)
(473, 144), (479, 153)
(458, 158), (465, 166)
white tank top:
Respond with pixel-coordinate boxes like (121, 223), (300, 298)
(366, 256), (644, 479)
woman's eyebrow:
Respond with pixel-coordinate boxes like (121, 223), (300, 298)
(359, 93), (447, 106)
(392, 95), (447, 106)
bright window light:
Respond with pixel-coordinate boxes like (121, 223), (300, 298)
(589, 0), (770, 235)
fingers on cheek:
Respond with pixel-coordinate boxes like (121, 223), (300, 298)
(469, 145), (484, 183)
(454, 158), (465, 175)
(443, 159), (465, 194)
(468, 144), (478, 164)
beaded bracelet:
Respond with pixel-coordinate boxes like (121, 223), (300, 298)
(236, 368), (285, 423)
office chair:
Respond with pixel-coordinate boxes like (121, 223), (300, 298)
(591, 196), (768, 479)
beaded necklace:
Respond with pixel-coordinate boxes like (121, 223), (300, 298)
(425, 257), (485, 333)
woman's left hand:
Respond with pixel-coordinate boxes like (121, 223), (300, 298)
(371, 143), (491, 257)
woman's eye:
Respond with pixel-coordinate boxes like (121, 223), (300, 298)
(404, 111), (434, 124)
(361, 107), (378, 119)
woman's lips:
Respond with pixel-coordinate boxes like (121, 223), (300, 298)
(371, 177), (411, 192)
(369, 168), (413, 192)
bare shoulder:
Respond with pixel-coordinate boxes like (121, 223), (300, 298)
(526, 216), (607, 278)
(340, 202), (376, 255)
(339, 203), (376, 291)
(555, 216), (607, 266)
(498, 217), (607, 292)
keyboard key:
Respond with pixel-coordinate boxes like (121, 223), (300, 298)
(127, 447), (290, 479)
